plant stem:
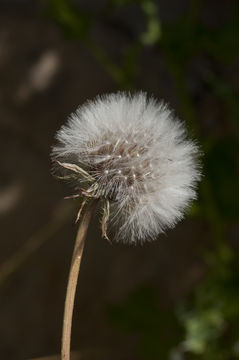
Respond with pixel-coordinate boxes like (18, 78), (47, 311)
(61, 200), (97, 360)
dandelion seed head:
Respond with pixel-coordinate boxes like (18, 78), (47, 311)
(52, 92), (201, 244)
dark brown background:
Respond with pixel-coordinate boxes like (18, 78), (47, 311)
(0, 1), (238, 359)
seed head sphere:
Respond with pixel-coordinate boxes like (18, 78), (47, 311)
(52, 92), (201, 244)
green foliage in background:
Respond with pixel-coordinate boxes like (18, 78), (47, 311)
(45, 0), (239, 358)
(46, 0), (92, 39)
(178, 244), (239, 359)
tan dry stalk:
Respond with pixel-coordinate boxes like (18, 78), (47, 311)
(61, 200), (97, 360)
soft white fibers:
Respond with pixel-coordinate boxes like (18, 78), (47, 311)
(52, 92), (201, 244)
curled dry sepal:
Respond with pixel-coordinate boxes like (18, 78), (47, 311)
(52, 92), (201, 244)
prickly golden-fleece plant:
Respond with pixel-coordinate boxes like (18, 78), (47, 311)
(52, 92), (201, 244)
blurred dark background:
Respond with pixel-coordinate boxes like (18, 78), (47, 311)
(0, 0), (239, 359)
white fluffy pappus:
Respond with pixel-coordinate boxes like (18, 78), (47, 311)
(52, 92), (201, 244)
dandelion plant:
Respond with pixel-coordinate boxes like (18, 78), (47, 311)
(52, 92), (201, 360)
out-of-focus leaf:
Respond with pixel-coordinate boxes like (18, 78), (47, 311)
(120, 43), (141, 88)
(45, 0), (91, 40)
(140, 1), (161, 45)
(182, 308), (224, 354)
(177, 242), (239, 358)
(187, 201), (203, 218)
